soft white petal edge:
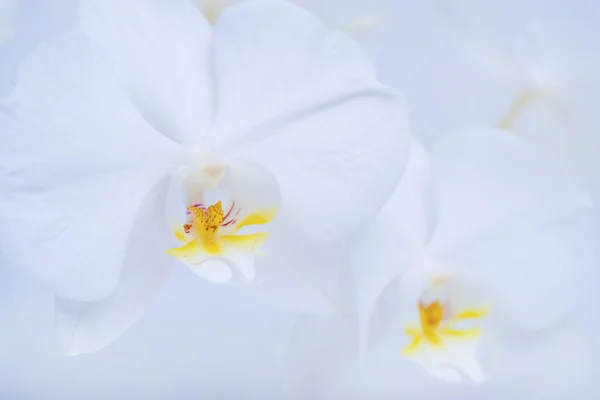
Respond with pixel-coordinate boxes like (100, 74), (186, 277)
(55, 182), (174, 356)
(429, 130), (596, 331)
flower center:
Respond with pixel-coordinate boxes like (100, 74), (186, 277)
(419, 301), (444, 340)
(188, 201), (225, 255)
(402, 292), (488, 355)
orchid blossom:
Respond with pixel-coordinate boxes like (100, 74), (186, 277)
(0, 0), (409, 356)
(349, 132), (597, 384)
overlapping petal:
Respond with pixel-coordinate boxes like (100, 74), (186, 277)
(78, 0), (214, 145)
(55, 181), (175, 356)
(208, 0), (410, 240)
(348, 141), (431, 351)
(252, 215), (352, 316)
(0, 32), (181, 301)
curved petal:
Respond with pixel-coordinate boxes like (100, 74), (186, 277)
(428, 130), (593, 253)
(208, 0), (410, 240)
(348, 140), (431, 353)
(0, 32), (179, 301)
(78, 0), (213, 145)
(250, 212), (353, 316)
(223, 160), (281, 233)
(55, 181), (174, 356)
(428, 130), (597, 331)
(451, 205), (598, 332)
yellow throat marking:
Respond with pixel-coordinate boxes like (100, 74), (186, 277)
(189, 201), (224, 255)
(402, 301), (488, 355)
(166, 200), (277, 261)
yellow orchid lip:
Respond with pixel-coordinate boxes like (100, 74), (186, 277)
(402, 300), (489, 355)
(166, 199), (278, 262)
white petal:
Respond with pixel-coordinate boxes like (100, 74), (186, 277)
(428, 130), (592, 253)
(454, 208), (597, 332)
(224, 159), (281, 232)
(208, 0), (410, 240)
(250, 214), (352, 316)
(348, 140), (431, 352)
(78, 0), (213, 145)
(428, 130), (597, 330)
(186, 257), (251, 284)
(55, 182), (174, 356)
(0, 32), (179, 301)
(412, 338), (488, 384)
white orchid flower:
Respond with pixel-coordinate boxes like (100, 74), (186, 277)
(436, 0), (600, 198)
(194, 0), (385, 37)
(349, 132), (597, 384)
(0, 0), (409, 356)
(0, 0), (16, 42)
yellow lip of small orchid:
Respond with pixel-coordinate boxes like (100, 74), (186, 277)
(166, 199), (278, 262)
(402, 300), (489, 355)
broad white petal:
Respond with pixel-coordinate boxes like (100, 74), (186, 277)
(55, 182), (174, 356)
(78, 0), (213, 145)
(348, 140), (431, 352)
(451, 206), (597, 332)
(250, 213), (352, 316)
(209, 0), (410, 240)
(185, 256), (252, 284)
(428, 130), (592, 253)
(429, 131), (597, 331)
(0, 32), (179, 301)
